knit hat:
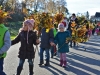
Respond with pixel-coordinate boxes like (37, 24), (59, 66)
(58, 23), (65, 29)
(23, 19), (35, 44)
(24, 19), (34, 26)
(23, 19), (35, 31)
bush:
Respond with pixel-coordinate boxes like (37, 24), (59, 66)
(5, 22), (22, 36)
(7, 12), (26, 22)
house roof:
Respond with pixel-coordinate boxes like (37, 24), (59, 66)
(90, 16), (95, 20)
(95, 12), (100, 17)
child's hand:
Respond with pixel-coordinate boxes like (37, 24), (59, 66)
(66, 40), (68, 43)
(50, 42), (55, 46)
(36, 39), (40, 44)
(66, 37), (71, 43)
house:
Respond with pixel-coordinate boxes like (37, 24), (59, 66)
(90, 12), (100, 22)
(95, 12), (100, 21)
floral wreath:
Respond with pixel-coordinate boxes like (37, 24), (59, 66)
(0, 6), (9, 24)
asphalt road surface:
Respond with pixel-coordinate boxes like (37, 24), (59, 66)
(4, 35), (100, 75)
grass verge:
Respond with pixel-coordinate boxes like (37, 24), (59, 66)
(10, 35), (16, 40)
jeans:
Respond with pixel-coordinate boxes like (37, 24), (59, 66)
(40, 48), (50, 62)
(51, 46), (54, 56)
(18, 58), (34, 67)
(0, 58), (6, 75)
(16, 59), (34, 75)
(70, 40), (76, 47)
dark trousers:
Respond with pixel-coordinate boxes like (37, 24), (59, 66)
(18, 59), (33, 67)
(51, 46), (54, 57)
(40, 48), (50, 63)
(16, 58), (34, 75)
(0, 58), (6, 75)
(70, 40), (76, 47)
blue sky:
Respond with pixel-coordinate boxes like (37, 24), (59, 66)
(66, 0), (100, 16)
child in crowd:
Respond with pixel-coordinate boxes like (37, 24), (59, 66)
(54, 23), (70, 68)
(0, 15), (11, 75)
(39, 27), (54, 66)
(12, 19), (39, 75)
(95, 27), (100, 35)
(51, 24), (57, 58)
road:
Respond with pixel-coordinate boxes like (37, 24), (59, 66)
(4, 35), (100, 75)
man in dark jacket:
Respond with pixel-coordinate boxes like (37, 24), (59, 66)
(39, 28), (54, 66)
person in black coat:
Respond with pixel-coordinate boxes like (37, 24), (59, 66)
(68, 13), (78, 47)
(68, 13), (78, 32)
(12, 19), (39, 75)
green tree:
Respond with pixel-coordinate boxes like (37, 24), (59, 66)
(0, 0), (4, 5)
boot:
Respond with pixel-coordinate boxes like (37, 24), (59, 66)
(38, 60), (44, 66)
(51, 54), (53, 58)
(70, 41), (72, 48)
(59, 60), (63, 66)
(63, 61), (67, 68)
(16, 66), (23, 75)
(29, 65), (34, 75)
(74, 42), (76, 47)
(51, 53), (54, 58)
(54, 52), (57, 56)
(44, 60), (50, 66)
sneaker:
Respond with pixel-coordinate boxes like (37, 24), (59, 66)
(54, 53), (57, 56)
(38, 61), (44, 66)
(28, 72), (34, 75)
(63, 66), (66, 68)
(59, 64), (62, 67)
(44, 63), (50, 66)
(70, 45), (72, 48)
(38, 63), (43, 66)
(51, 54), (53, 58)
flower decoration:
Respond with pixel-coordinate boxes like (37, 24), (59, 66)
(25, 12), (53, 33)
(89, 24), (94, 30)
(46, 28), (50, 33)
(71, 21), (76, 27)
(0, 6), (9, 24)
(66, 37), (71, 41)
(54, 13), (64, 24)
(26, 13), (64, 33)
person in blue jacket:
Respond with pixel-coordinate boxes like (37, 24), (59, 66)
(39, 27), (54, 66)
(54, 23), (70, 68)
